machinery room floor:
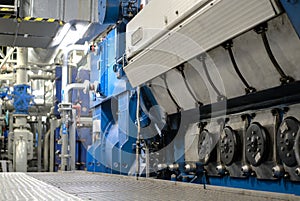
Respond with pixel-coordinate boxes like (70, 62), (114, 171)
(0, 171), (298, 201)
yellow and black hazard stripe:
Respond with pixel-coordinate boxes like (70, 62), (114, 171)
(0, 14), (16, 19)
(23, 16), (64, 26)
(0, 14), (64, 25)
(0, 7), (14, 12)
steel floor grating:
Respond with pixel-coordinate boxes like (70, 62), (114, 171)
(0, 171), (298, 201)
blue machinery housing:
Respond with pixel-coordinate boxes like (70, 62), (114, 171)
(54, 0), (300, 196)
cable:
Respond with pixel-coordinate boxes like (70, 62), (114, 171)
(177, 65), (203, 106)
(256, 24), (294, 84)
(162, 74), (181, 112)
(223, 41), (256, 94)
(198, 54), (224, 101)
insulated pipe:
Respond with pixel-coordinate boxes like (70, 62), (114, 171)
(62, 43), (89, 103)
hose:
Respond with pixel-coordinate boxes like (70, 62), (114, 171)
(178, 66), (203, 106)
(199, 54), (224, 101)
(162, 74), (181, 111)
(256, 24), (294, 84)
(223, 41), (256, 94)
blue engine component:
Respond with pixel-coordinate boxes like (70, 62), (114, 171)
(13, 84), (33, 114)
(280, 0), (300, 38)
(86, 0), (300, 197)
(87, 2), (142, 173)
(54, 67), (62, 117)
(98, 0), (140, 24)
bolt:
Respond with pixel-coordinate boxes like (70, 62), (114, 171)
(281, 147), (285, 151)
(247, 137), (251, 141)
(252, 131), (256, 135)
(284, 173), (289, 178)
(286, 153), (291, 157)
(295, 168), (300, 176)
(257, 136), (261, 140)
(257, 148), (261, 152)
(292, 132), (296, 137)
(280, 134), (284, 138)
(247, 148), (251, 153)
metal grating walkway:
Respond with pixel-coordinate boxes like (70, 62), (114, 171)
(0, 171), (298, 201)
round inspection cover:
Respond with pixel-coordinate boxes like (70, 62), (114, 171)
(245, 123), (268, 166)
(220, 127), (239, 166)
(198, 130), (214, 164)
(277, 117), (299, 167)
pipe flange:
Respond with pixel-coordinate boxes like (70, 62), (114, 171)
(277, 117), (299, 167)
(245, 123), (268, 166)
(198, 130), (214, 164)
(220, 126), (239, 165)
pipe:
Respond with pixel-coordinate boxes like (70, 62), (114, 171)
(29, 74), (55, 80)
(37, 116), (42, 172)
(0, 47), (15, 70)
(0, 73), (14, 81)
(69, 109), (76, 171)
(136, 86), (141, 179)
(49, 118), (60, 172)
(14, 47), (30, 172)
(62, 43), (89, 103)
(43, 130), (50, 171)
(64, 80), (90, 103)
